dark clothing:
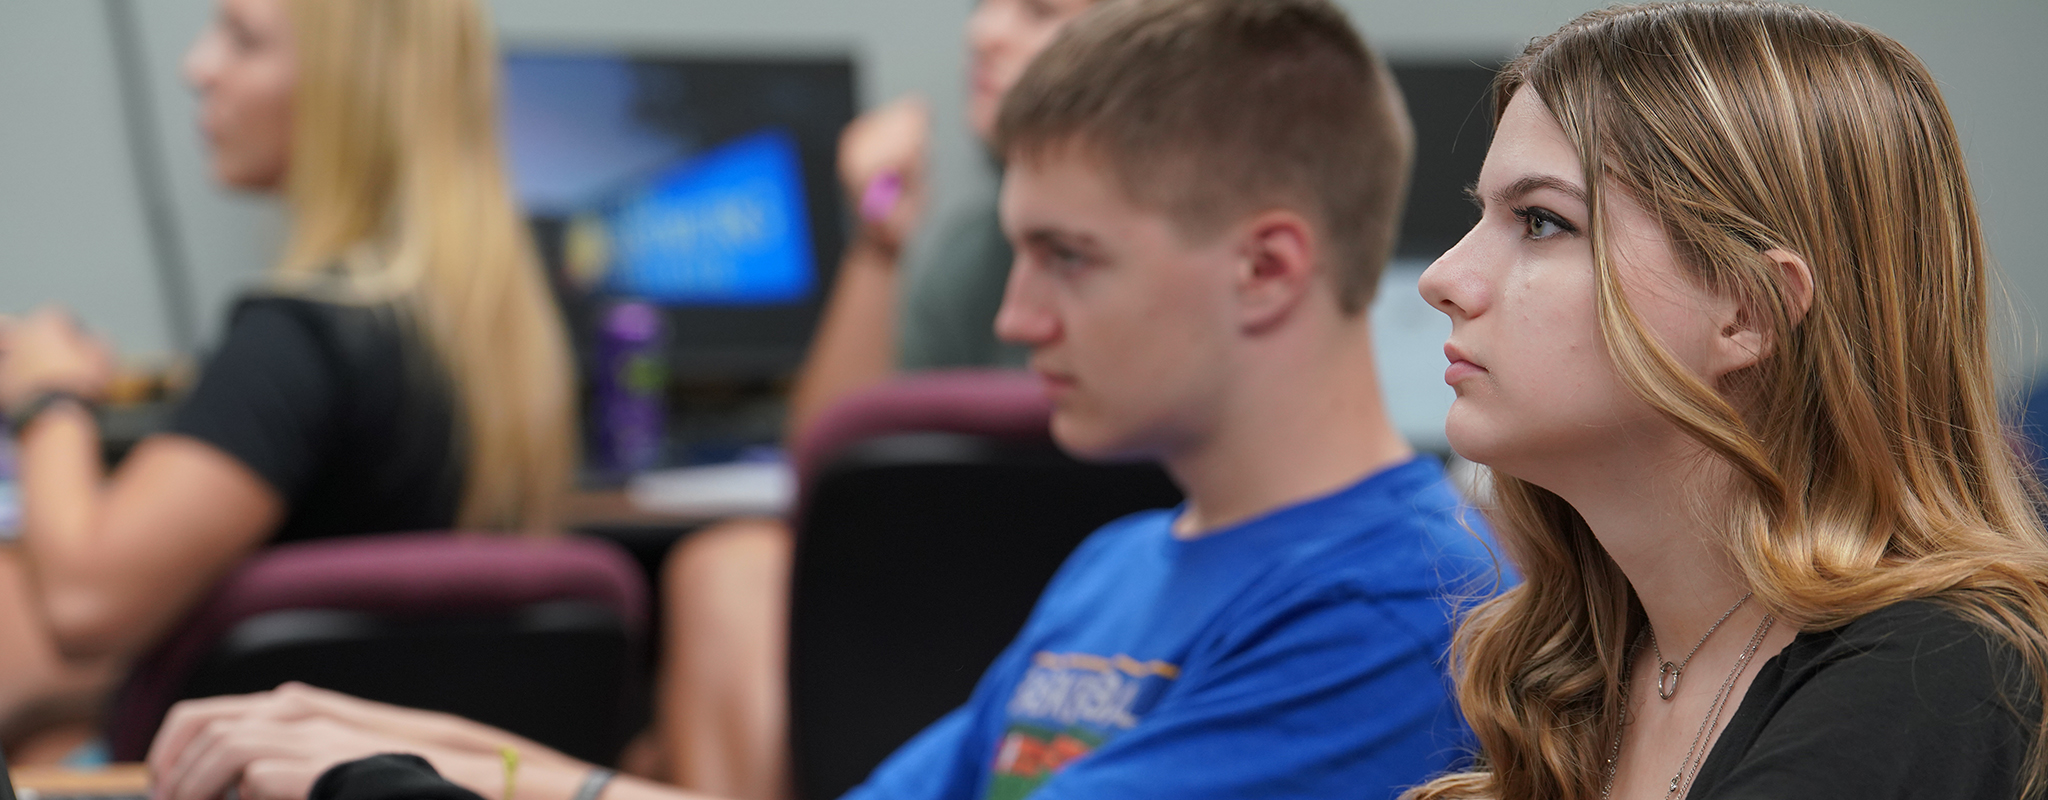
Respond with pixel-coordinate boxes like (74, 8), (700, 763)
(1692, 600), (2038, 799)
(167, 295), (463, 543)
(313, 755), (483, 800)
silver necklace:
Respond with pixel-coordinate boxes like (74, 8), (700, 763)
(1647, 592), (1753, 700)
(1601, 611), (1776, 800)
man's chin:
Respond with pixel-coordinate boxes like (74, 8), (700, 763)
(1049, 415), (1156, 465)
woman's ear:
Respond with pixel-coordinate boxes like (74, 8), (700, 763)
(1766, 248), (1815, 327)
(1712, 247), (1814, 377)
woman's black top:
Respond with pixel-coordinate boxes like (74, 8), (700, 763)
(1690, 599), (2039, 799)
(166, 295), (463, 542)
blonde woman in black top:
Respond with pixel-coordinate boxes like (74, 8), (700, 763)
(0, 0), (572, 744)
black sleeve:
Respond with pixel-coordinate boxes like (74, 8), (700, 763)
(1699, 602), (2037, 800)
(166, 298), (340, 504)
(311, 755), (486, 800)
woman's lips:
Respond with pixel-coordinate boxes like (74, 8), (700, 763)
(1443, 344), (1486, 385)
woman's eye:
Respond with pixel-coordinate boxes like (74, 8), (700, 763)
(1512, 207), (1575, 241)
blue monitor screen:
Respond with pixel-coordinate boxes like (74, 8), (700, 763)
(607, 130), (815, 304)
(501, 54), (821, 308)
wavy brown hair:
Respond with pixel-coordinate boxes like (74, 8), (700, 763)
(1406, 3), (2048, 799)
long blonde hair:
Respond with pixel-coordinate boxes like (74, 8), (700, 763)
(1409, 3), (2048, 798)
(273, 0), (575, 531)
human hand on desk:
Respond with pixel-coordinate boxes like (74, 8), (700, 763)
(0, 307), (115, 414)
(148, 682), (583, 800)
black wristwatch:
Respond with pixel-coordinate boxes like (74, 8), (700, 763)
(6, 390), (96, 437)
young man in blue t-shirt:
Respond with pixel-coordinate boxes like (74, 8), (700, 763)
(143, 1), (1501, 800)
(846, 1), (1498, 797)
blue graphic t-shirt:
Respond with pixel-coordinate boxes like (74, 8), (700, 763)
(840, 456), (1506, 800)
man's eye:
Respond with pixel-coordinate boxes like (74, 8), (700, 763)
(1021, 0), (1060, 22)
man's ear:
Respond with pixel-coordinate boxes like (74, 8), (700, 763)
(1235, 210), (1318, 333)
(1712, 247), (1815, 377)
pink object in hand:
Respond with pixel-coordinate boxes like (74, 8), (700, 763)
(860, 171), (905, 224)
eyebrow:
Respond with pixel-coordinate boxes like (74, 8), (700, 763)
(1019, 227), (1103, 252)
(1465, 174), (1589, 210)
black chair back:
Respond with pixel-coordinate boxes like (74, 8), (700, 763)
(787, 432), (1181, 800)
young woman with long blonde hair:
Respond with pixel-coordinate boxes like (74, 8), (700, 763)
(0, 0), (573, 743)
(1411, 2), (2048, 797)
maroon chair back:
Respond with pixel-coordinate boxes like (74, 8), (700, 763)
(106, 532), (648, 764)
(789, 369), (1056, 506)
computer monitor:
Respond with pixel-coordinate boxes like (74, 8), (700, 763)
(1391, 62), (1497, 260)
(502, 49), (856, 381)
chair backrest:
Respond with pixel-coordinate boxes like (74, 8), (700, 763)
(786, 371), (1183, 800)
(106, 532), (648, 765)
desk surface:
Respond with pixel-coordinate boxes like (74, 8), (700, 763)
(10, 764), (150, 796)
(564, 488), (723, 528)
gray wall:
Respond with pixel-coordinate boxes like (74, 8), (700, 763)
(4, 0), (2045, 375)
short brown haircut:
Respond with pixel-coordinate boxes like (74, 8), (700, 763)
(994, 0), (1414, 313)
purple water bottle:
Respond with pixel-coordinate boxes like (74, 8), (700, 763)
(593, 300), (667, 475)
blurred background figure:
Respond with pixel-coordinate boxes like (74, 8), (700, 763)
(789, 0), (1094, 435)
(0, 0), (573, 756)
(658, 3), (1097, 798)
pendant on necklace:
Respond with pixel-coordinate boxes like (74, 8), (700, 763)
(1657, 661), (1683, 700)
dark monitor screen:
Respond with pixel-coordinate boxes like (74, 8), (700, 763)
(503, 50), (856, 380)
(1391, 61), (1499, 260)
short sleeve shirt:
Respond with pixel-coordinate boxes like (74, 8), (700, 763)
(1689, 600), (2039, 799)
(166, 295), (463, 543)
(842, 456), (1508, 800)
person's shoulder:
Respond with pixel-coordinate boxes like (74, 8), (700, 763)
(1202, 459), (1505, 651)
(228, 292), (411, 366)
(224, 293), (370, 342)
(1058, 507), (1180, 572)
(1305, 457), (1505, 589)
(1823, 598), (2011, 657)
(226, 292), (333, 330)
(1787, 598), (2037, 717)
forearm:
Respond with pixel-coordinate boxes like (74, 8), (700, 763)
(12, 430), (283, 659)
(14, 403), (109, 624)
(784, 237), (903, 443)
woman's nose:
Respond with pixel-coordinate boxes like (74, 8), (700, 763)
(1418, 231), (1483, 321)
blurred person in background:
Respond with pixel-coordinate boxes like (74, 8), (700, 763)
(0, 0), (574, 755)
(654, 2), (1098, 797)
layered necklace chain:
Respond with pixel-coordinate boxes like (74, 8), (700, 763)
(1600, 601), (1777, 800)
(1648, 592), (1752, 700)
